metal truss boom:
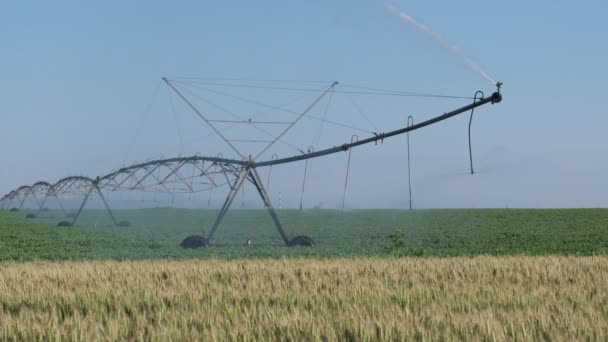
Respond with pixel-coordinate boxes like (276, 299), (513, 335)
(1, 84), (503, 246)
(2, 89), (501, 202)
(255, 91), (502, 167)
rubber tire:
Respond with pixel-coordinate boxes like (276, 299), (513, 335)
(288, 235), (316, 247)
(180, 235), (209, 249)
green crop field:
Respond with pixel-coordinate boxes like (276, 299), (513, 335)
(1, 208), (608, 261)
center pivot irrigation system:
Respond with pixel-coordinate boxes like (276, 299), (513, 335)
(0, 78), (503, 247)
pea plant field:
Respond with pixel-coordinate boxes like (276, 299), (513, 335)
(1, 208), (608, 261)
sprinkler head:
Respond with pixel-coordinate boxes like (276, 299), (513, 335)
(491, 82), (503, 104)
(491, 91), (502, 104)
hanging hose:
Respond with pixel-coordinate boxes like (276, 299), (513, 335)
(299, 146), (314, 211)
(266, 154), (279, 191)
(468, 91), (485, 174)
(342, 135), (358, 210)
(208, 153), (222, 208)
(241, 179), (245, 208)
(265, 154), (279, 207)
(188, 158), (197, 201)
(407, 116), (414, 210)
(171, 156), (177, 206)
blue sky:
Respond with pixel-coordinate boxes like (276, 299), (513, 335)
(2, 1), (608, 208)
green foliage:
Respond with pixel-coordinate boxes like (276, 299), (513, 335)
(385, 230), (428, 257)
(387, 230), (407, 250)
(1, 208), (608, 261)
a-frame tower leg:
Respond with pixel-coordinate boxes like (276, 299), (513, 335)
(70, 187), (94, 226)
(68, 184), (119, 227)
(95, 185), (119, 226)
(206, 166), (249, 242)
(203, 165), (292, 246)
(248, 167), (290, 245)
(35, 193), (50, 216)
(202, 164), (314, 247)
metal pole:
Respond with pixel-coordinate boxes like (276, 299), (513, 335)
(31, 193), (43, 211)
(299, 146), (314, 211)
(264, 154), (279, 208)
(468, 91), (485, 175)
(95, 185), (119, 226)
(163, 78), (245, 159)
(241, 180), (245, 208)
(54, 195), (68, 217)
(254, 82), (339, 160)
(249, 168), (290, 245)
(18, 188), (32, 210)
(342, 135), (358, 210)
(407, 116), (414, 210)
(208, 154), (222, 208)
(206, 167), (249, 242)
(71, 186), (94, 226)
(188, 160), (196, 201)
(35, 193), (50, 216)
(7, 196), (14, 210)
(266, 154), (278, 191)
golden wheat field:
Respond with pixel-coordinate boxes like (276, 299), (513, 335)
(0, 257), (607, 341)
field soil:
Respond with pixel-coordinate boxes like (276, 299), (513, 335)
(1, 257), (607, 340)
